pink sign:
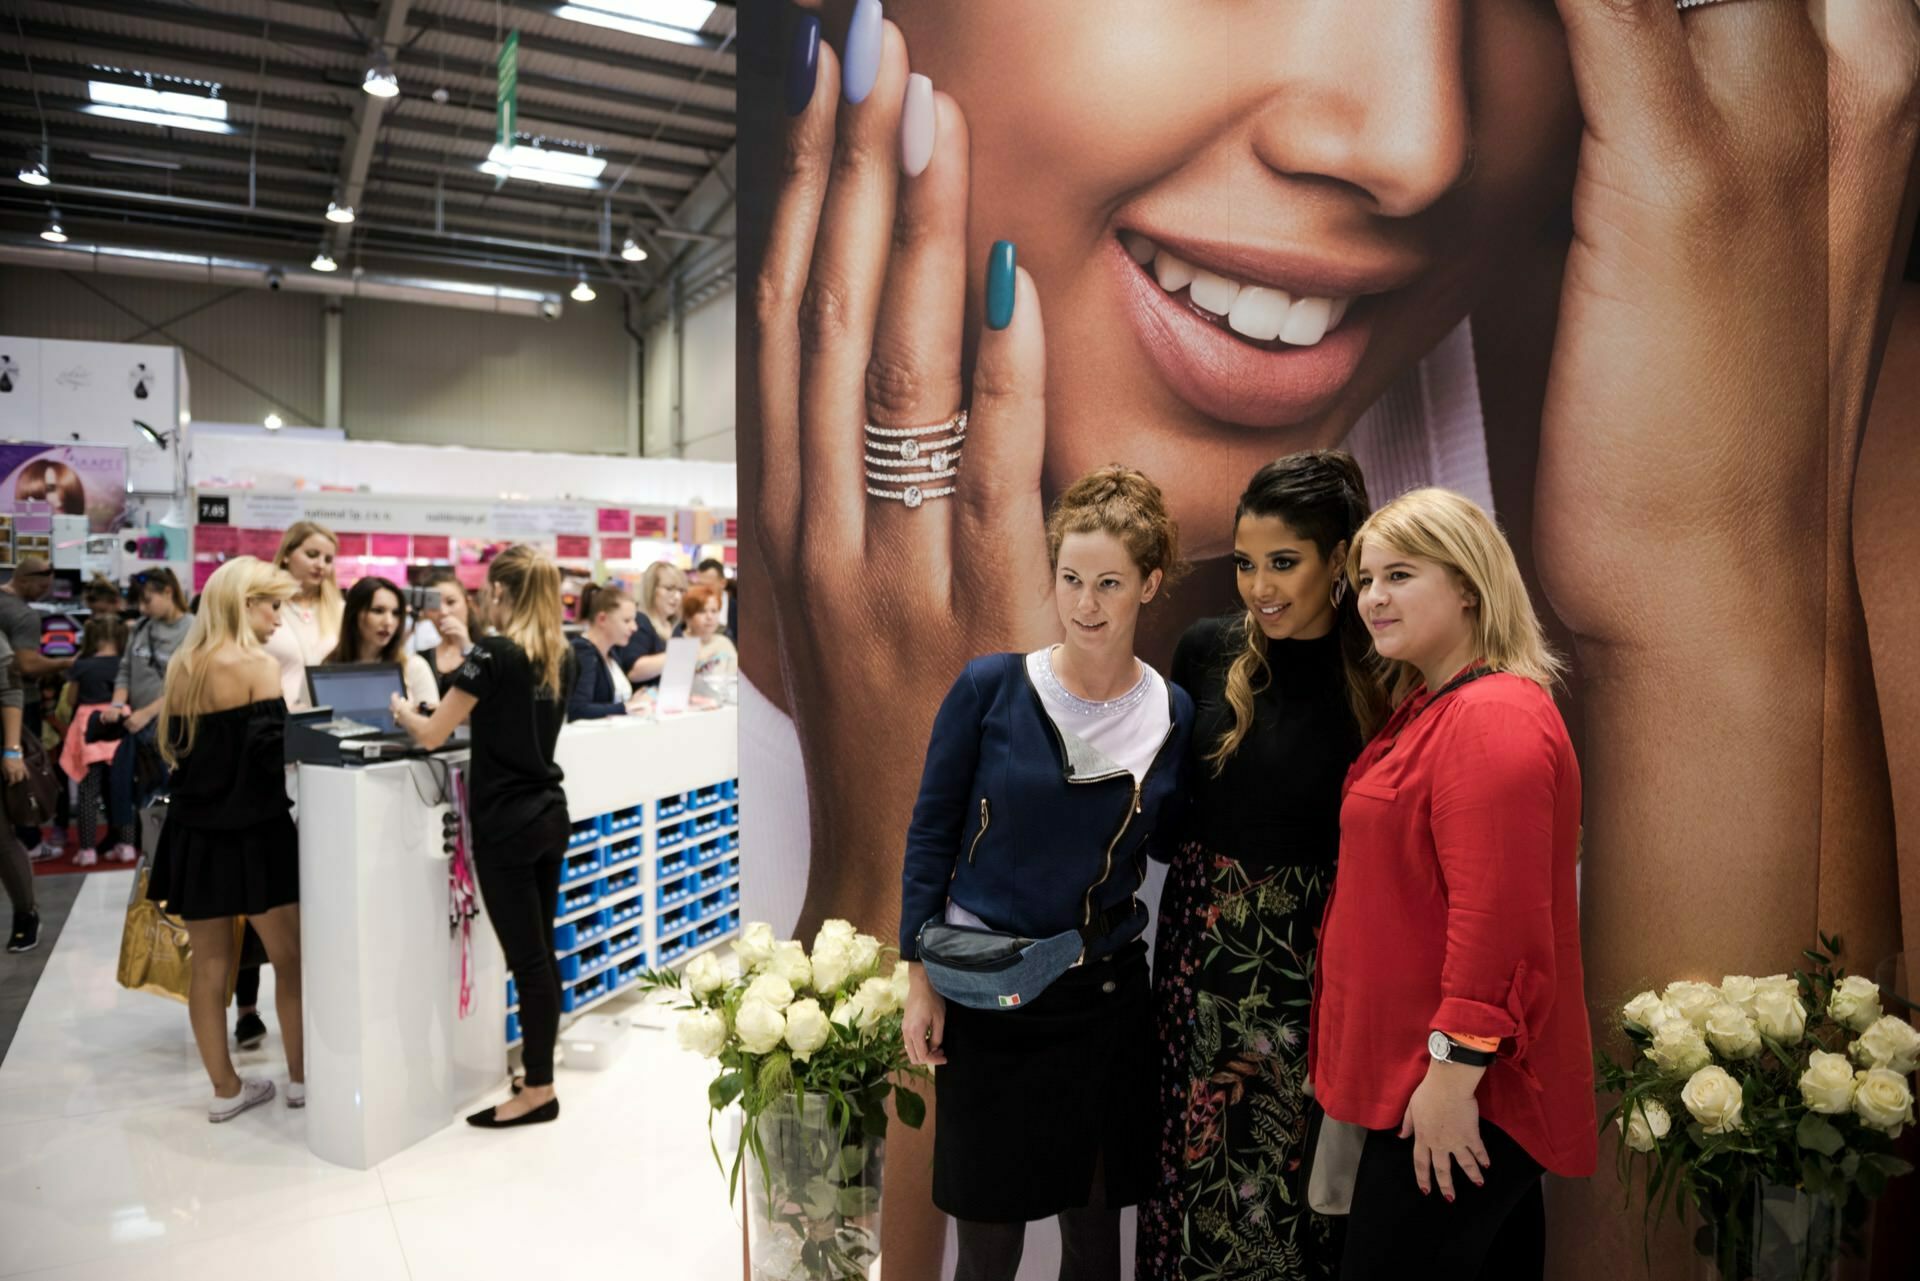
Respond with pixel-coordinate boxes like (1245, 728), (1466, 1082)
(601, 537), (632, 561)
(598, 508), (632, 534)
(193, 561), (218, 591)
(456, 564), (487, 589)
(632, 515), (670, 539)
(556, 535), (592, 559)
(195, 526), (239, 556)
(723, 544), (738, 566)
(335, 532), (368, 556)
(241, 529), (282, 559)
(370, 533), (411, 559)
(413, 535), (451, 560)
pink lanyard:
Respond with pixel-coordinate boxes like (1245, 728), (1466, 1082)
(450, 767), (480, 1019)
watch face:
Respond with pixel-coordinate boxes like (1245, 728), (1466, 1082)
(1428, 1030), (1450, 1060)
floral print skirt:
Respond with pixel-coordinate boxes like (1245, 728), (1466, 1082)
(1136, 843), (1342, 1281)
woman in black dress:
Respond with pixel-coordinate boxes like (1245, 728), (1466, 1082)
(147, 556), (303, 1123)
(1137, 452), (1383, 1281)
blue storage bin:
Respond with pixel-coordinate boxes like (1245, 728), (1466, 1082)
(609, 896), (643, 928)
(506, 976), (518, 1008)
(560, 846), (603, 888)
(606, 805), (644, 834)
(655, 793), (688, 821)
(506, 1011), (521, 1044)
(602, 835), (642, 871)
(559, 880), (599, 916)
(560, 973), (608, 1013)
(568, 817), (600, 850)
(605, 925), (643, 961)
(721, 779), (738, 801)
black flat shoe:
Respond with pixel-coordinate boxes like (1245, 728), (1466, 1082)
(466, 1098), (559, 1129)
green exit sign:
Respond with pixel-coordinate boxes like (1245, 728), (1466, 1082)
(496, 29), (518, 151)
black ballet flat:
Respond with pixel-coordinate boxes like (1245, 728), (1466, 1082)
(466, 1098), (559, 1129)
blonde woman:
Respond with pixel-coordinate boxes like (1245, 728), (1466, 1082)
(1308, 489), (1591, 1279)
(614, 560), (687, 687)
(392, 546), (576, 1129)
(264, 521), (343, 710)
(144, 557), (304, 1123)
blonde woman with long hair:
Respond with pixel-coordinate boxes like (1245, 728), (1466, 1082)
(1308, 489), (1590, 1280)
(615, 559), (688, 687)
(144, 557), (305, 1123)
(263, 520), (343, 709)
(392, 545), (575, 1129)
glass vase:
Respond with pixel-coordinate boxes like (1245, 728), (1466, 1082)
(1691, 1182), (1844, 1281)
(747, 1091), (885, 1281)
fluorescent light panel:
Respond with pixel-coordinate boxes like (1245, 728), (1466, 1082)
(82, 105), (235, 134)
(86, 80), (232, 134)
(553, 2), (718, 46)
(479, 142), (607, 190)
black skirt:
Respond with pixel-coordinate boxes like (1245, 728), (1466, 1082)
(147, 813), (299, 922)
(933, 940), (1155, 1223)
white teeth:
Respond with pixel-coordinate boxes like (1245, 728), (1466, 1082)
(1227, 286), (1292, 342)
(1153, 249), (1195, 292)
(1187, 269), (1240, 317)
(1329, 296), (1350, 327)
(1280, 295), (1332, 346)
(1122, 232), (1156, 265)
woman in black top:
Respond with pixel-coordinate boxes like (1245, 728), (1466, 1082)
(146, 556), (304, 1123)
(417, 573), (484, 697)
(392, 545), (575, 1129)
(610, 560), (686, 687)
(1136, 452), (1384, 1281)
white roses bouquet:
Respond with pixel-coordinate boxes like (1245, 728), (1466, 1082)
(1597, 935), (1916, 1280)
(641, 921), (930, 1281)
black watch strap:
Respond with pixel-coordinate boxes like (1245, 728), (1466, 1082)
(1429, 1030), (1496, 1068)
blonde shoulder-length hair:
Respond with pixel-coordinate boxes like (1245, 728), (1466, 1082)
(159, 556), (297, 765)
(488, 544), (569, 699)
(274, 519), (344, 639)
(1347, 487), (1565, 707)
(639, 560), (689, 626)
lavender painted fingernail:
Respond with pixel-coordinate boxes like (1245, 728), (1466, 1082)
(900, 73), (934, 177)
(843, 0), (883, 105)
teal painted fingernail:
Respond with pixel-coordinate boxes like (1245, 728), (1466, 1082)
(985, 240), (1016, 331)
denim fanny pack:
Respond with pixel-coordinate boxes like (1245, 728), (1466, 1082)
(915, 897), (1144, 1011)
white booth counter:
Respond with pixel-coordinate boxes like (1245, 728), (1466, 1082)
(298, 707), (740, 1170)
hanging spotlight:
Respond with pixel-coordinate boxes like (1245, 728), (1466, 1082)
(362, 49), (400, 99)
(18, 160), (50, 187)
(570, 274), (597, 303)
(620, 236), (647, 263)
(325, 199), (356, 224)
(40, 209), (67, 243)
(264, 412), (284, 430)
(311, 250), (338, 272)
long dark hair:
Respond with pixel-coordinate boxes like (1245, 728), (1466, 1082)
(1209, 450), (1385, 772)
(327, 576), (410, 667)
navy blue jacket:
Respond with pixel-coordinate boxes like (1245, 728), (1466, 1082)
(899, 653), (1193, 962)
(566, 635), (627, 721)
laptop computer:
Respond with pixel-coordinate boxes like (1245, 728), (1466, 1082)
(305, 662), (409, 739)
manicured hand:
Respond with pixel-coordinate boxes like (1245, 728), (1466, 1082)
(1399, 1060), (1490, 1202)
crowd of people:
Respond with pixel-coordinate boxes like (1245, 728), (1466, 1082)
(0, 528), (737, 1131)
(898, 453), (1590, 1281)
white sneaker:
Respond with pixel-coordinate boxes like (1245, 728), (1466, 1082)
(23, 843), (55, 864)
(208, 1077), (275, 1123)
(73, 848), (98, 867)
(111, 844), (139, 863)
(285, 1082), (306, 1109)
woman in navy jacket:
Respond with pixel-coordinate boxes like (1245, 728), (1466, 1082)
(900, 467), (1193, 1281)
(567, 585), (648, 722)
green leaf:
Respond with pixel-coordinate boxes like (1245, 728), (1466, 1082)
(837, 1184), (883, 1218)
(708, 1071), (744, 1110)
(893, 1082), (927, 1129)
(1796, 1113), (1844, 1157)
(1863, 1154), (1915, 1179)
(803, 1175), (839, 1220)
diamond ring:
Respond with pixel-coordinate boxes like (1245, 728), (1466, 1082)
(866, 483), (956, 509)
(863, 409), (968, 439)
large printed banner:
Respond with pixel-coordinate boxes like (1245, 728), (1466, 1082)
(0, 443), (129, 533)
(734, 4), (1920, 1280)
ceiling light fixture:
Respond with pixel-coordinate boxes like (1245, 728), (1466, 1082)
(479, 143), (608, 191)
(362, 50), (400, 99)
(18, 160), (50, 187)
(85, 79), (233, 134)
(620, 236), (647, 262)
(264, 412), (284, 430)
(41, 210), (67, 243)
(554, 1), (717, 45)
(311, 251), (338, 272)
(570, 275), (597, 303)
(325, 199), (356, 224)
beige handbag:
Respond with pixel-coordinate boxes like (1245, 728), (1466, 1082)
(116, 864), (242, 1005)
(1305, 1106), (1368, 1215)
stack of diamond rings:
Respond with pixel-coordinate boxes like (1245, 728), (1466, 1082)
(864, 409), (967, 508)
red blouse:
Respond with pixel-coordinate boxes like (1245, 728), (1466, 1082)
(1307, 670), (1597, 1179)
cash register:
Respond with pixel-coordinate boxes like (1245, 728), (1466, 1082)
(285, 663), (450, 765)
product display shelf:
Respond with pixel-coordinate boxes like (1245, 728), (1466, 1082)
(506, 776), (741, 1051)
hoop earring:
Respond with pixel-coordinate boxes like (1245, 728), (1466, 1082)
(1330, 578), (1348, 609)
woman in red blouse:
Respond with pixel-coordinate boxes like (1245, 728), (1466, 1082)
(1309, 487), (1594, 1279)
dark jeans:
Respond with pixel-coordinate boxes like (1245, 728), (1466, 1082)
(1341, 1121), (1545, 1281)
(474, 806), (569, 1088)
(108, 723), (164, 829)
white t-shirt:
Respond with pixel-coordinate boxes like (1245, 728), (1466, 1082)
(608, 655), (634, 704)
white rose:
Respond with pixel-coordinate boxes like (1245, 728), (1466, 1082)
(1755, 974), (1800, 1002)
(734, 998), (787, 1055)
(685, 950), (732, 999)
(768, 940), (813, 990)
(1681, 1065), (1746, 1135)
(1617, 1100), (1672, 1153)
(810, 934), (854, 994)
(1705, 1002), (1763, 1061)
(1799, 1050), (1858, 1115)
(1718, 975), (1760, 1016)
(849, 933), (883, 980)
(889, 960), (911, 1009)
(815, 919), (858, 947)
(1852, 1067), (1916, 1137)
(1663, 981), (1721, 1030)
(829, 998), (860, 1029)
(1851, 1015), (1920, 1075)
(1753, 987), (1808, 1045)
(745, 973), (796, 1011)
(675, 1008), (729, 1059)
(853, 976), (898, 1025)
(732, 921), (778, 971)
(1646, 1019), (1713, 1075)
(1622, 990), (1666, 1030)
(783, 998), (832, 1062)
(1828, 976), (1883, 1035)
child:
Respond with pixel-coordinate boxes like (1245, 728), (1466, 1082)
(61, 615), (133, 865)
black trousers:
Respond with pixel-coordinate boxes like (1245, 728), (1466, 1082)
(474, 806), (569, 1088)
(1341, 1121), (1545, 1281)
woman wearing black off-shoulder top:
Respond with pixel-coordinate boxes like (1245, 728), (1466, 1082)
(147, 556), (305, 1124)
(1137, 453), (1382, 1281)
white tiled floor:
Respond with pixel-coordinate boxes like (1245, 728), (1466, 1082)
(0, 872), (743, 1280)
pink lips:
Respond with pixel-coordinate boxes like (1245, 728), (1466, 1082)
(1108, 237), (1379, 428)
